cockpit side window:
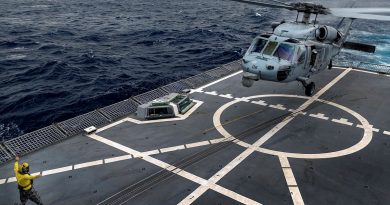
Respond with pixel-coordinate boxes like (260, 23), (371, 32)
(297, 47), (306, 64)
(263, 41), (278, 56)
(273, 43), (295, 61)
(251, 38), (267, 53)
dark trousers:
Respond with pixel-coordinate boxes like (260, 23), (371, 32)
(19, 188), (43, 205)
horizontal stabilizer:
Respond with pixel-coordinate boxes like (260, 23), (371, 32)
(342, 41), (376, 53)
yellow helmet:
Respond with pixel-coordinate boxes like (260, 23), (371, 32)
(21, 162), (29, 174)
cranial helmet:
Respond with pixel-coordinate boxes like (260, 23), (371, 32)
(21, 162), (29, 174)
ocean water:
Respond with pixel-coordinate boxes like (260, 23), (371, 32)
(1, 0), (389, 140)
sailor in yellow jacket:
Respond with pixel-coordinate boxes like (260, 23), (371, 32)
(14, 156), (43, 205)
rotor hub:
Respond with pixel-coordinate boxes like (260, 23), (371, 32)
(291, 2), (329, 15)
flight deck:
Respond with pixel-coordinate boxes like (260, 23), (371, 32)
(0, 60), (390, 205)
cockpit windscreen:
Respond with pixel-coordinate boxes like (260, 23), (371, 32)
(251, 38), (267, 53)
(273, 43), (295, 61)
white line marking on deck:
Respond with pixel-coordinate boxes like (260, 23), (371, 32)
(125, 100), (203, 124)
(335, 66), (390, 77)
(269, 104), (287, 110)
(96, 119), (127, 133)
(186, 140), (210, 148)
(204, 91), (218, 96)
(251, 100), (268, 106)
(142, 150), (160, 156)
(384, 131), (390, 136)
(309, 113), (329, 120)
(234, 97), (250, 102)
(42, 166), (72, 176)
(190, 70), (243, 93)
(219, 94), (233, 99)
(104, 155), (132, 164)
(31, 172), (41, 176)
(7, 177), (16, 183)
(160, 145), (185, 153)
(74, 160), (103, 170)
(191, 88), (204, 93)
(199, 69), (351, 205)
(279, 156), (304, 205)
(0, 139), (224, 186)
(209, 138), (226, 144)
(88, 133), (262, 205)
(331, 118), (353, 126)
(356, 124), (379, 132)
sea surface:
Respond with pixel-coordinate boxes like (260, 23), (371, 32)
(1, 0), (389, 140)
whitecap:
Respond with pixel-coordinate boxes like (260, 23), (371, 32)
(6, 54), (27, 60)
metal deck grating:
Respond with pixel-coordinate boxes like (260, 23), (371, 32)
(160, 80), (192, 93)
(99, 99), (139, 121)
(204, 66), (232, 79)
(222, 59), (242, 72)
(334, 61), (352, 68)
(182, 72), (216, 88)
(0, 144), (13, 163)
(57, 111), (110, 136)
(3, 125), (66, 157)
(132, 88), (169, 104)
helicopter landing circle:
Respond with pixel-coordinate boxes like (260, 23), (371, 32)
(213, 94), (373, 159)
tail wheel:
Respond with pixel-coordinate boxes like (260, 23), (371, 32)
(305, 82), (316, 96)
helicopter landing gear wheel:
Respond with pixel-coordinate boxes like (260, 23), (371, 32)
(242, 77), (254, 87)
(304, 82), (316, 96)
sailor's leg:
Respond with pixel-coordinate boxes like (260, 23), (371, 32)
(19, 189), (28, 205)
(28, 189), (43, 205)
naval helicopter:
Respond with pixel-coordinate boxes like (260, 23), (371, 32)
(230, 0), (390, 96)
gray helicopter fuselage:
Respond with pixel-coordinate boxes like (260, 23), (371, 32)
(242, 22), (342, 83)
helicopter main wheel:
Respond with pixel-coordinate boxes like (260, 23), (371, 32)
(304, 82), (316, 96)
(242, 77), (254, 87)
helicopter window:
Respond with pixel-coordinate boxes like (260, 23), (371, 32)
(263, 41), (278, 56)
(273, 43), (295, 61)
(297, 47), (306, 64)
(252, 39), (267, 53)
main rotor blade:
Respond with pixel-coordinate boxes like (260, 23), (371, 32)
(330, 8), (390, 21)
(267, 0), (291, 6)
(228, 0), (294, 10)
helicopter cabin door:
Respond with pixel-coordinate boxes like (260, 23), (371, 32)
(309, 46), (325, 73)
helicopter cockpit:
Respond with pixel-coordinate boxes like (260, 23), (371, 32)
(242, 35), (307, 82)
(248, 36), (299, 62)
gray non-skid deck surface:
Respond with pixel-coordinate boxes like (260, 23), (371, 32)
(0, 67), (390, 205)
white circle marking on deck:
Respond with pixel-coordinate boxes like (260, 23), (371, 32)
(213, 94), (373, 159)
